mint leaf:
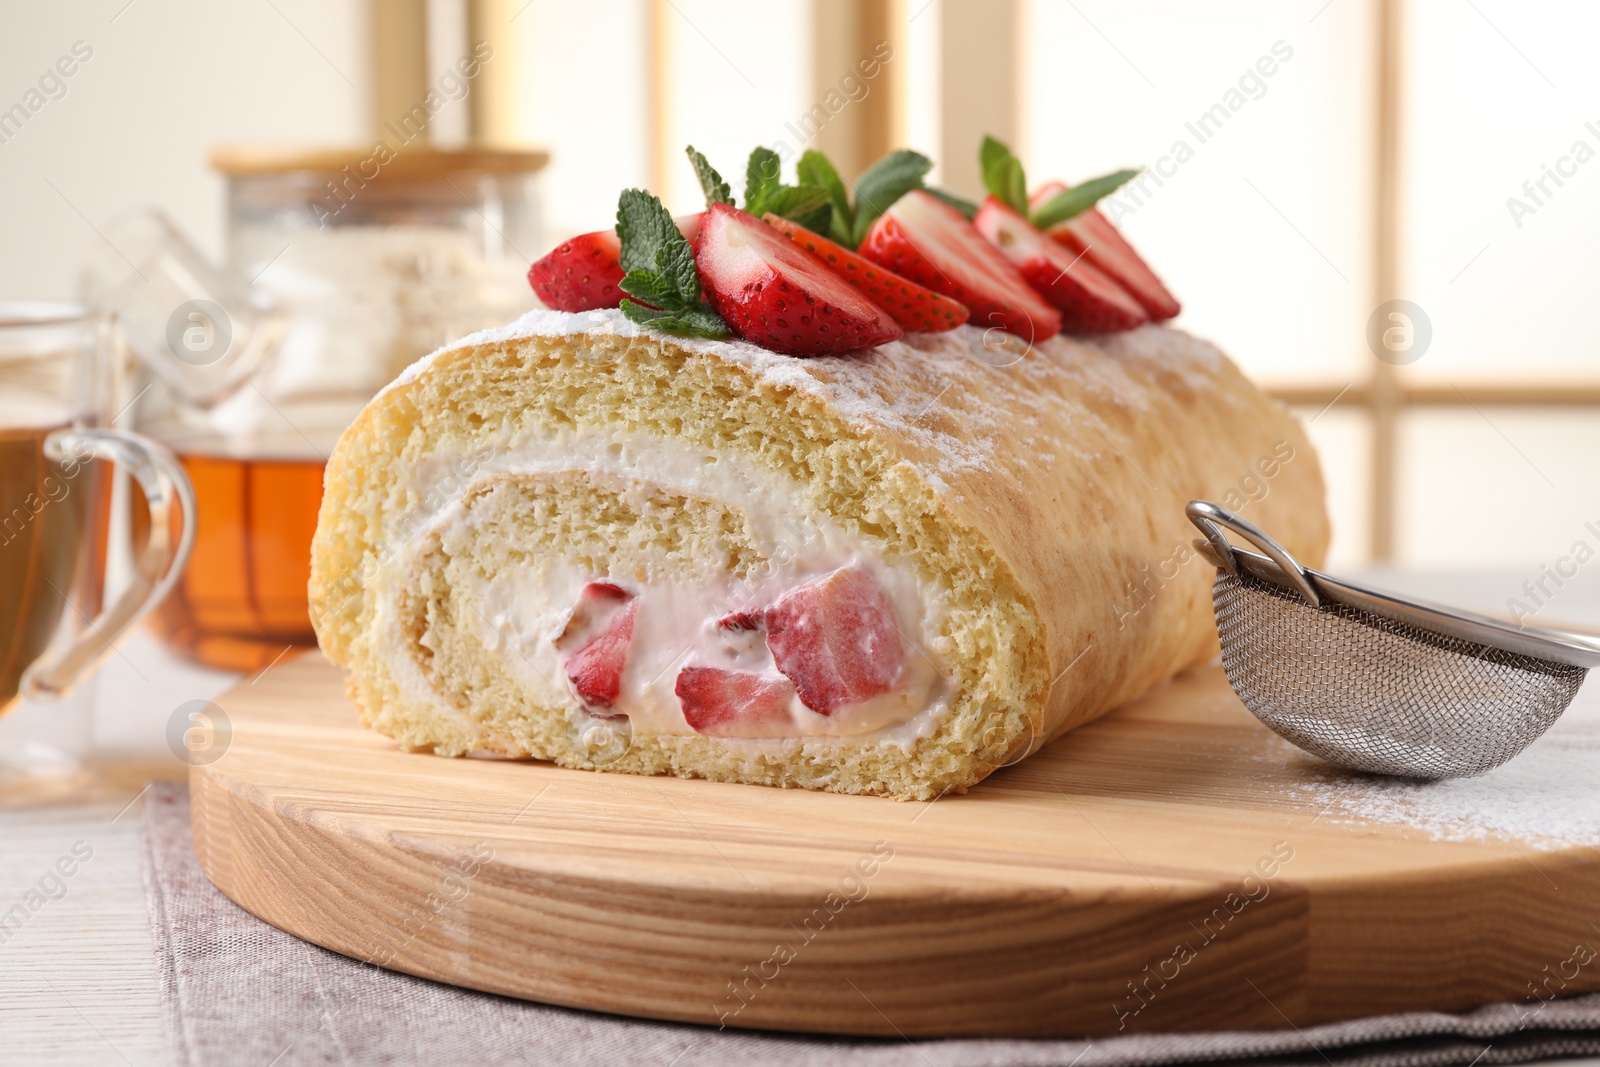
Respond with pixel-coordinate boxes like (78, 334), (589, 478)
(741, 148), (831, 221)
(618, 268), (680, 310)
(620, 300), (730, 339)
(795, 202), (834, 235)
(925, 187), (979, 219)
(658, 303), (730, 338)
(743, 146), (783, 214)
(686, 145), (733, 207)
(652, 234), (699, 304)
(619, 300), (673, 324)
(797, 149), (854, 245)
(979, 135), (1028, 214)
(1030, 168), (1141, 230)
(790, 147), (929, 247)
(850, 149), (932, 246)
(617, 189), (684, 274)
(614, 187), (729, 340)
(759, 184), (831, 222)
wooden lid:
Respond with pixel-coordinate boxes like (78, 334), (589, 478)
(209, 144), (549, 178)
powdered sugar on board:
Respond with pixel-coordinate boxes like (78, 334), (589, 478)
(1276, 671), (1600, 850)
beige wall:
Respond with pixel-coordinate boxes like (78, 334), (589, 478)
(6, 0), (1599, 574)
(935, 0), (1018, 199)
(0, 2), (370, 299)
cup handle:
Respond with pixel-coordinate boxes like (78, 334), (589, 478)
(20, 429), (197, 700)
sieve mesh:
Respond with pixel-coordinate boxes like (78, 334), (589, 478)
(1212, 569), (1587, 778)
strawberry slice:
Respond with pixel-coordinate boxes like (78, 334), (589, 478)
(675, 667), (796, 737)
(973, 197), (1147, 334)
(715, 610), (764, 632)
(528, 215), (705, 313)
(674, 212), (705, 246)
(858, 189), (1060, 341)
(761, 214), (968, 333)
(563, 600), (636, 707)
(694, 203), (903, 357)
(763, 566), (904, 714)
(559, 583), (638, 708)
(555, 580), (632, 644)
(1030, 182), (1180, 321)
(580, 580), (630, 602)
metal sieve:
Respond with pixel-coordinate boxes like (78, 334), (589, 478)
(1186, 500), (1600, 779)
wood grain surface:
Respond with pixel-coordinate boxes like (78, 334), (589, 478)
(190, 651), (1600, 1038)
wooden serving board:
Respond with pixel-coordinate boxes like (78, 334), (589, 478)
(191, 652), (1600, 1037)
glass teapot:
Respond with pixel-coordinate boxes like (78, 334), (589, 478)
(81, 146), (545, 670)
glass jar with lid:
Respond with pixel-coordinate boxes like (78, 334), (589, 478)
(216, 145), (546, 413)
(119, 145), (546, 670)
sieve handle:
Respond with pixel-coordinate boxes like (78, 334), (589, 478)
(1185, 500), (1321, 607)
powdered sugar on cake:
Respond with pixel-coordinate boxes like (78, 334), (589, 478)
(384, 307), (1242, 497)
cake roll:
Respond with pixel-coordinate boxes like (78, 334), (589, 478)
(309, 309), (1328, 799)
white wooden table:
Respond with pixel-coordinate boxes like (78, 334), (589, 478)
(0, 631), (236, 1067)
(4, 571), (1600, 1066)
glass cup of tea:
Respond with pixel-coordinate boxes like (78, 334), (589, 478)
(0, 303), (195, 792)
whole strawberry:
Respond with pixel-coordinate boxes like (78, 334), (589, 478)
(528, 215), (704, 313)
(527, 230), (623, 313)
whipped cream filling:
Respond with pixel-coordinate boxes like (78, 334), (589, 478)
(370, 423), (952, 749)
